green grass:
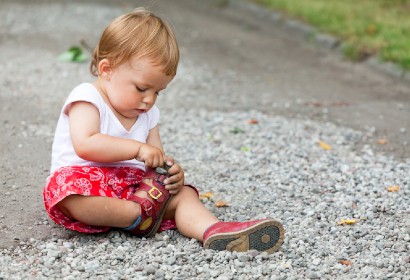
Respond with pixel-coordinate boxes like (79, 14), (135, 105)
(255, 0), (410, 70)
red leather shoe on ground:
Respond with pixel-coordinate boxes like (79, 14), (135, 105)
(203, 219), (284, 253)
(126, 167), (173, 238)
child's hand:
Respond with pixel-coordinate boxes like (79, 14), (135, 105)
(135, 143), (165, 168)
(163, 157), (184, 195)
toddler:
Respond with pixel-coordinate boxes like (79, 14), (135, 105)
(43, 8), (284, 253)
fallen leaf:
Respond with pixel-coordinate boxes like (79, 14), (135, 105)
(241, 146), (250, 152)
(199, 192), (214, 199)
(304, 101), (350, 107)
(387, 185), (400, 192)
(337, 219), (358, 225)
(366, 24), (377, 35)
(330, 101), (351, 107)
(58, 46), (87, 62)
(304, 101), (323, 107)
(247, 119), (259, 124)
(215, 201), (229, 207)
(377, 138), (388, 145)
(230, 127), (245, 134)
(318, 140), (332, 150)
(339, 260), (352, 266)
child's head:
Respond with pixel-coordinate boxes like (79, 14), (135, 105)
(90, 8), (179, 77)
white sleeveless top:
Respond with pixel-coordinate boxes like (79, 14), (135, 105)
(50, 83), (160, 173)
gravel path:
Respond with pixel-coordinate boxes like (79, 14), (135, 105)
(1, 107), (409, 279)
(1, 0), (409, 279)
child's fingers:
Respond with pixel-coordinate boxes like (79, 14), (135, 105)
(165, 156), (174, 167)
(156, 155), (165, 168)
(151, 154), (166, 168)
(165, 182), (182, 193)
(167, 164), (182, 176)
(144, 158), (152, 167)
(164, 173), (183, 185)
(168, 189), (180, 195)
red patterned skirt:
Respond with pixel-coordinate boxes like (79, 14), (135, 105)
(43, 166), (186, 234)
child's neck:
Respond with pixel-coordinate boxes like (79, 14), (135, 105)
(93, 80), (138, 131)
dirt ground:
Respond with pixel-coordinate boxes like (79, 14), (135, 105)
(0, 0), (409, 249)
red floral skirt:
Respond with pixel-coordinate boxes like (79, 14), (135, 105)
(43, 166), (189, 234)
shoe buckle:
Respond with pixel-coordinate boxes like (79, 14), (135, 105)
(141, 201), (153, 216)
(148, 186), (162, 200)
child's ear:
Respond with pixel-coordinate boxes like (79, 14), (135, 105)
(98, 59), (112, 80)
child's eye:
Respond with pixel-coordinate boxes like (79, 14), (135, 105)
(155, 91), (160, 96)
(136, 86), (147, 92)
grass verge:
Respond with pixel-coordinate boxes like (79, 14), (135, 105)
(254, 0), (410, 70)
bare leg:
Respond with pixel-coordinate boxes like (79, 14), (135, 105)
(163, 186), (219, 241)
(57, 176), (163, 228)
(57, 182), (219, 240)
(57, 195), (141, 228)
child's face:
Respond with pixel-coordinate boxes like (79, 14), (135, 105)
(102, 56), (173, 119)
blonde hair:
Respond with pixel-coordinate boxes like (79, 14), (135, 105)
(90, 8), (179, 76)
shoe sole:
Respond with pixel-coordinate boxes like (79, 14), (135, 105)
(203, 220), (284, 253)
(144, 194), (173, 238)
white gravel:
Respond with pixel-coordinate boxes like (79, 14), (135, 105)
(0, 2), (409, 279)
(1, 108), (409, 279)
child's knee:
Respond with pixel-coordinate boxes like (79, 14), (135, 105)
(56, 194), (81, 220)
(170, 185), (197, 205)
(179, 185), (198, 197)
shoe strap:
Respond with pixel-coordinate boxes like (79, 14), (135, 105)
(130, 195), (154, 216)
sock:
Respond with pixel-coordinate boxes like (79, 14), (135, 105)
(123, 215), (142, 231)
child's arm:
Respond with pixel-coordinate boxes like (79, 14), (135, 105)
(146, 125), (165, 153)
(146, 125), (185, 194)
(68, 101), (165, 167)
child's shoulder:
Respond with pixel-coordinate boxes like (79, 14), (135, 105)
(71, 83), (99, 95)
(63, 83), (104, 112)
(67, 83), (101, 101)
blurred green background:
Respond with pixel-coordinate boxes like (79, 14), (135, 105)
(255, 0), (410, 70)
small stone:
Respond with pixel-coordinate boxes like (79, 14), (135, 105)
(155, 270), (165, 278)
(153, 241), (165, 248)
(395, 245), (407, 253)
(63, 242), (74, 249)
(315, 202), (327, 212)
(47, 250), (61, 258)
(306, 210), (315, 216)
(248, 250), (260, 257)
(234, 259), (245, 267)
(210, 270), (220, 278)
(312, 258), (321, 266)
(85, 260), (100, 272)
(154, 233), (165, 241)
(307, 271), (321, 279)
(238, 254), (250, 262)
(145, 265), (156, 275)
(166, 256), (176, 265)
